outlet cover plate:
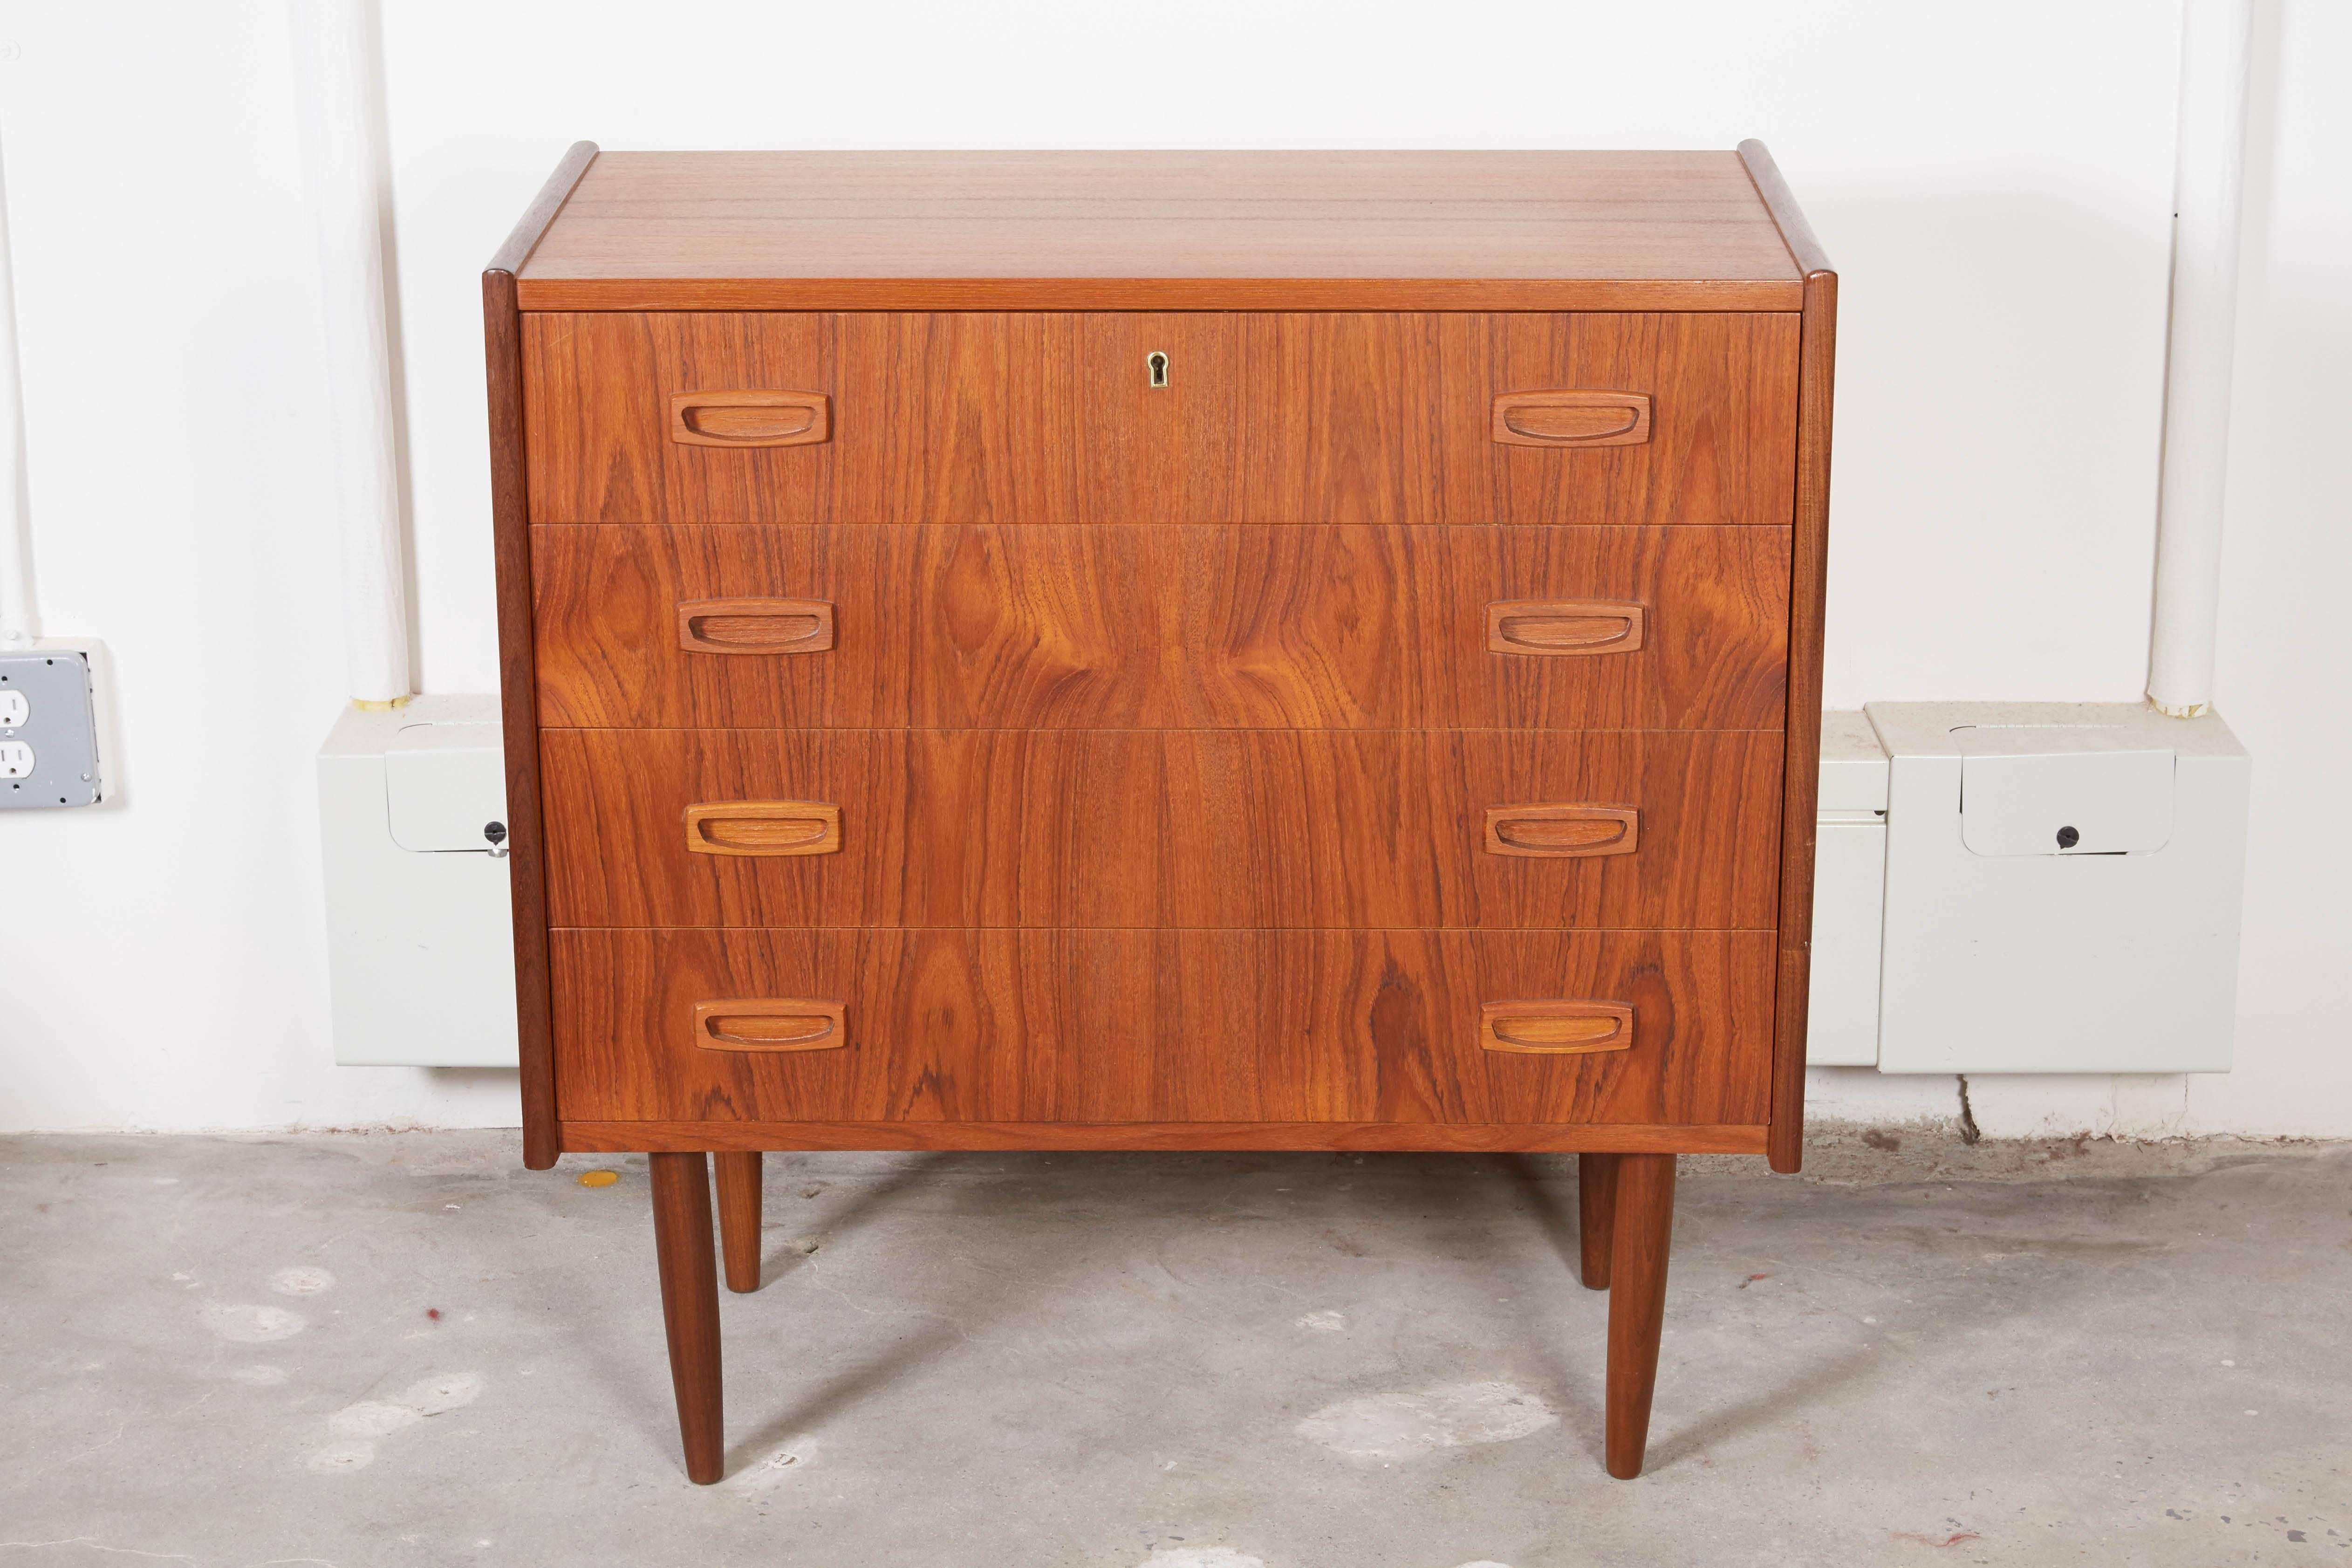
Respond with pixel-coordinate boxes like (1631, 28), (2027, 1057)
(0, 651), (101, 808)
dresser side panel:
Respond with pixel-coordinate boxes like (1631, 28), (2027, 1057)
(1769, 271), (1839, 1171)
(485, 270), (560, 1167)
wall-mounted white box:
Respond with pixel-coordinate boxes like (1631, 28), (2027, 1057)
(317, 694), (518, 1068)
(1807, 712), (1890, 1067)
(1869, 701), (2249, 1075)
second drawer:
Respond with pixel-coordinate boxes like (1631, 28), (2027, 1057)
(539, 727), (1785, 930)
(531, 524), (1792, 733)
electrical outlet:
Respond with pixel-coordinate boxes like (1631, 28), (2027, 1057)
(0, 652), (101, 808)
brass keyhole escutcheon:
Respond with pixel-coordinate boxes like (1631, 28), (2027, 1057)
(1146, 350), (1169, 388)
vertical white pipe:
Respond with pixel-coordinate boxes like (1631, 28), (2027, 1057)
(289, 0), (411, 708)
(0, 122), (35, 648)
(2147, 0), (2255, 719)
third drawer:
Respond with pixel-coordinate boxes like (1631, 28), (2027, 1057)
(538, 726), (1785, 930)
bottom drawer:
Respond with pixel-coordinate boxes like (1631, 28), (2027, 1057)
(550, 929), (1775, 1128)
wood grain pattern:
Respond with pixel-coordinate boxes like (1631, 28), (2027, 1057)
(562, 1119), (1769, 1155)
(713, 1151), (762, 1294)
(1479, 1000), (1635, 1054)
(670, 390), (830, 449)
(648, 1151), (724, 1484)
(546, 928), (1778, 1127)
(691, 997), (847, 1053)
(1604, 1151), (1678, 1479)
(1578, 1151), (1620, 1288)
(538, 728), (1784, 932)
(1483, 802), (1640, 858)
(533, 525), (1790, 733)
(682, 799), (841, 857)
(485, 139), (598, 1170)
(1492, 390), (1652, 448)
(1485, 599), (1646, 657)
(514, 151), (1803, 313)
(675, 597), (834, 656)
(1742, 139), (1835, 1176)
(527, 278), (1805, 313)
(521, 312), (1799, 528)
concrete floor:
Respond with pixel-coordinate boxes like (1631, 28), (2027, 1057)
(1, 1130), (2345, 1567)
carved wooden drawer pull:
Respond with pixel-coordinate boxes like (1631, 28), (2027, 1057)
(1486, 599), (1646, 656)
(1484, 803), (1641, 858)
(1478, 1000), (1636, 1055)
(1491, 390), (1652, 448)
(669, 390), (832, 448)
(691, 998), (847, 1053)
(677, 597), (835, 655)
(683, 801), (841, 857)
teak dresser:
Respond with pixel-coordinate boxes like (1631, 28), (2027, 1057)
(484, 144), (1835, 1484)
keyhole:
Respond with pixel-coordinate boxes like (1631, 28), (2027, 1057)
(1147, 350), (1169, 389)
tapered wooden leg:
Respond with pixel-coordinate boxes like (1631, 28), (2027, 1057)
(649, 1151), (724, 1485)
(1578, 1152), (1620, 1290)
(714, 1151), (764, 1294)
(1604, 1152), (1678, 1480)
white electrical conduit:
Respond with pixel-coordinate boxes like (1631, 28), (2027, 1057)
(0, 123), (34, 649)
(2147, 0), (2256, 719)
(290, 0), (412, 709)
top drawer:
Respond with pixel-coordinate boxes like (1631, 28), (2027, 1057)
(522, 312), (1799, 527)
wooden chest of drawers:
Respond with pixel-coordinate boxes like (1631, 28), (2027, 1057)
(485, 144), (1835, 1484)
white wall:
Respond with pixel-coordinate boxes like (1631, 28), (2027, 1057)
(0, 0), (2342, 1137)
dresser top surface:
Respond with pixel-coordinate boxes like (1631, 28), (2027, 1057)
(510, 150), (1811, 312)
